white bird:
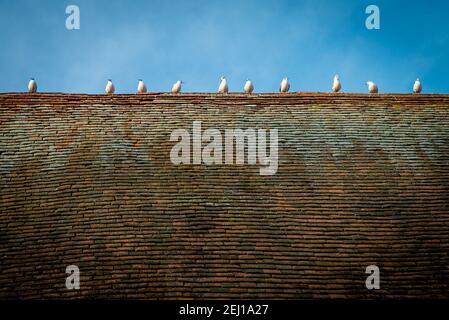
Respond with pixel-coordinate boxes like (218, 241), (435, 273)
(28, 78), (37, 93)
(280, 77), (290, 93)
(244, 79), (254, 93)
(171, 80), (184, 93)
(366, 81), (378, 93)
(137, 79), (147, 93)
(413, 78), (422, 93)
(105, 79), (115, 94)
(332, 74), (341, 92)
(218, 76), (228, 93)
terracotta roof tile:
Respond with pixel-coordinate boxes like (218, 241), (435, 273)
(0, 92), (449, 299)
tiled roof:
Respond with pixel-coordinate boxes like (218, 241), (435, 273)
(1, 92), (449, 299)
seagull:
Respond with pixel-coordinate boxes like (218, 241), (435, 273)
(171, 80), (184, 93)
(332, 74), (341, 92)
(366, 81), (378, 93)
(218, 76), (228, 93)
(105, 79), (115, 94)
(413, 78), (422, 93)
(137, 79), (147, 93)
(244, 79), (254, 93)
(28, 78), (37, 93)
(280, 77), (290, 93)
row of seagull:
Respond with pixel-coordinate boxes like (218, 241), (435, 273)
(26, 76), (423, 94)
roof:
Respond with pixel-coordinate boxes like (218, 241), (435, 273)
(1, 92), (449, 299)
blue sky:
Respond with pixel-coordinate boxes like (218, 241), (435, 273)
(0, 0), (448, 93)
